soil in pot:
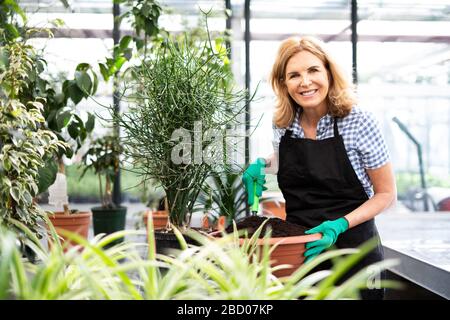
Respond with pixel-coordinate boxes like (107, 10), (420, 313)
(223, 216), (321, 278)
(224, 216), (307, 237)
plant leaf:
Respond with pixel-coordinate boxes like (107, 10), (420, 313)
(75, 71), (92, 95)
(66, 81), (84, 105)
(56, 109), (72, 131)
(85, 112), (95, 132)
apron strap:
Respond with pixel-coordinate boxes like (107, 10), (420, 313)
(333, 117), (339, 137)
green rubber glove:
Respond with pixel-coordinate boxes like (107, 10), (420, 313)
(242, 158), (267, 206)
(304, 217), (349, 263)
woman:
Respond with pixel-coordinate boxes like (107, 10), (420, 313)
(242, 36), (396, 300)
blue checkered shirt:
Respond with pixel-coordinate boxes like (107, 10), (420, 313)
(272, 106), (390, 198)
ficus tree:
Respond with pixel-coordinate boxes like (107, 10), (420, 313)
(0, 40), (67, 238)
(0, 0), (98, 216)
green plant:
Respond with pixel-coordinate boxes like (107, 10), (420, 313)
(80, 134), (123, 208)
(0, 0), (26, 45)
(98, 0), (163, 82)
(36, 62), (97, 212)
(196, 167), (247, 227)
(395, 170), (450, 199)
(0, 216), (402, 300)
(0, 40), (67, 237)
(62, 164), (146, 202)
(116, 22), (251, 227)
(0, 0), (98, 213)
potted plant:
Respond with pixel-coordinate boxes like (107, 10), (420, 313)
(0, 39), (67, 256)
(41, 61), (97, 248)
(80, 134), (127, 245)
(196, 166), (247, 231)
(115, 24), (250, 251)
(143, 195), (169, 231)
(131, 181), (168, 231)
(0, 0), (99, 247)
(200, 181), (312, 277)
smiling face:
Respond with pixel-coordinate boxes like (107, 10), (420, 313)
(284, 50), (330, 114)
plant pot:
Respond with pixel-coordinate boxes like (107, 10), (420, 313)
(153, 229), (200, 254)
(201, 214), (226, 232)
(20, 242), (38, 263)
(91, 206), (127, 246)
(242, 234), (321, 277)
(143, 210), (168, 230)
(209, 231), (321, 278)
(47, 211), (92, 250)
(261, 200), (286, 220)
(217, 216), (322, 278)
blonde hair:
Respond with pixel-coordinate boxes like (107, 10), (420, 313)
(270, 36), (356, 128)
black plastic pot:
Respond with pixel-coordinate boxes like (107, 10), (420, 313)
(154, 230), (200, 254)
(91, 206), (127, 247)
(20, 241), (37, 263)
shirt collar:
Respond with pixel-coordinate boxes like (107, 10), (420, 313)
(291, 108), (332, 131)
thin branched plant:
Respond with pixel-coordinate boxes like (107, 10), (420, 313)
(114, 24), (254, 228)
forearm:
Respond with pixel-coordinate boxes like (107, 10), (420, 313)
(264, 152), (278, 174)
(344, 191), (396, 229)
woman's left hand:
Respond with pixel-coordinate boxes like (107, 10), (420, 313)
(304, 217), (349, 263)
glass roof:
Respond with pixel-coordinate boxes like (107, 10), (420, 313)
(13, 0), (450, 188)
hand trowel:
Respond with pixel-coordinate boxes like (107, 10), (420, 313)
(251, 181), (259, 216)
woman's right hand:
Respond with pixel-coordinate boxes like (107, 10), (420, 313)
(242, 158), (267, 205)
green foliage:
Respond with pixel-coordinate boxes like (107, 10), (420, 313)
(80, 134), (123, 208)
(42, 63), (97, 155)
(0, 0), (26, 43)
(98, 43), (132, 82)
(66, 165), (101, 200)
(99, 0), (163, 81)
(36, 158), (58, 194)
(0, 40), (67, 237)
(65, 164), (147, 201)
(116, 24), (251, 227)
(196, 168), (247, 227)
(396, 171), (450, 197)
(117, 0), (162, 38)
(0, 218), (401, 300)
(0, 1), (97, 157)
(0, 0), (97, 197)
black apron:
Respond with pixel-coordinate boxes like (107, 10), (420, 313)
(277, 117), (385, 300)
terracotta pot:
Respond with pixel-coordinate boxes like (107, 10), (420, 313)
(210, 231), (321, 278)
(143, 210), (169, 230)
(47, 211), (92, 250)
(201, 215), (226, 231)
(243, 233), (321, 277)
(261, 200), (286, 220)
